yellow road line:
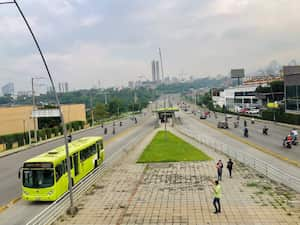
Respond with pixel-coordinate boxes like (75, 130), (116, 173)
(0, 197), (21, 214)
(192, 117), (300, 168)
(0, 205), (8, 213)
(0, 118), (150, 215)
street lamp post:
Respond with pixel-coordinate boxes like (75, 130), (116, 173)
(1, 0), (76, 214)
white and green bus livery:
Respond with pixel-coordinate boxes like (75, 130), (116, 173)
(21, 136), (104, 201)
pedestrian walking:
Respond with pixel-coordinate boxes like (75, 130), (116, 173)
(212, 180), (221, 214)
(244, 120), (247, 127)
(216, 160), (223, 181)
(227, 158), (234, 178)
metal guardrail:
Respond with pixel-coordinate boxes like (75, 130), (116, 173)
(26, 127), (149, 225)
(180, 128), (300, 193)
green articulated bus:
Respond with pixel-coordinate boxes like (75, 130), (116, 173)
(20, 136), (104, 201)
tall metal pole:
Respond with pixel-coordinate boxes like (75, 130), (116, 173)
(6, 0), (76, 213)
(31, 78), (37, 142)
(159, 48), (164, 81)
(90, 94), (94, 126)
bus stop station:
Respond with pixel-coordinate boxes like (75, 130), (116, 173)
(152, 107), (179, 127)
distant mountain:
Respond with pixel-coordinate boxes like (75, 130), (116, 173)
(255, 59), (297, 76)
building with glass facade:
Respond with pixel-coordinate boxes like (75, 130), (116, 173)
(284, 66), (300, 113)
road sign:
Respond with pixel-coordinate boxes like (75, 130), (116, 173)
(231, 69), (245, 78)
(32, 109), (60, 118)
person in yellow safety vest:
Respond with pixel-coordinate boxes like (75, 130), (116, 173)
(212, 180), (221, 214)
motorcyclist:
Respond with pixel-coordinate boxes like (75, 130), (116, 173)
(67, 133), (72, 143)
(283, 135), (292, 148)
(112, 127), (116, 135)
(262, 125), (268, 135)
(104, 127), (107, 135)
(119, 121), (122, 126)
(244, 127), (248, 137)
(290, 128), (298, 145)
(251, 118), (255, 124)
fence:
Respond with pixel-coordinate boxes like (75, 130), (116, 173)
(179, 128), (300, 193)
(26, 125), (150, 225)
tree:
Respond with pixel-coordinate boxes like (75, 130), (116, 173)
(94, 103), (108, 120)
(108, 98), (123, 115)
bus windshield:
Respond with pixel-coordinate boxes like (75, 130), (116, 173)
(23, 169), (54, 188)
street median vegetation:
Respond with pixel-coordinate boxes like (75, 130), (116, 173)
(137, 131), (211, 163)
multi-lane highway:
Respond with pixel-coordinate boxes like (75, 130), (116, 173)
(177, 110), (300, 185)
(0, 112), (155, 225)
(195, 110), (300, 165)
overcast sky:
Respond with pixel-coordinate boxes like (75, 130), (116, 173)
(0, 0), (299, 92)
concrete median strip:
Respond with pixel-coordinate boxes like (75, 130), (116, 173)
(196, 117), (300, 168)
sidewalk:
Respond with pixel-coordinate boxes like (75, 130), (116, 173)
(54, 128), (300, 225)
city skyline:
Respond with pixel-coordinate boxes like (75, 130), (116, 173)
(0, 0), (300, 91)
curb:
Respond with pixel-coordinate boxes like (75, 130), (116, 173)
(192, 116), (300, 168)
(0, 115), (150, 215)
(0, 115), (135, 159)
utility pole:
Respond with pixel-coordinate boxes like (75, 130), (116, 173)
(0, 0), (76, 214)
(90, 94), (94, 126)
(31, 78), (37, 143)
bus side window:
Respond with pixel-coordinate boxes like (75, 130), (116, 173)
(56, 164), (63, 181)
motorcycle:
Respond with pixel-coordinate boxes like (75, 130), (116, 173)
(119, 121), (122, 127)
(244, 128), (248, 137)
(283, 138), (292, 149)
(262, 127), (268, 135)
(292, 136), (298, 145)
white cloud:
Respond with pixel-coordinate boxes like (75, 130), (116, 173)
(79, 15), (102, 27)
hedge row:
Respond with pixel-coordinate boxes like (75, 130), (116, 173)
(0, 121), (85, 150)
(261, 110), (300, 125)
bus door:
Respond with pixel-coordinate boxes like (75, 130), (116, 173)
(73, 153), (79, 176)
(96, 143), (100, 160)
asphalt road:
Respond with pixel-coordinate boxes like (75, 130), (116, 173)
(0, 113), (155, 225)
(0, 114), (145, 207)
(177, 111), (300, 185)
(195, 110), (300, 164)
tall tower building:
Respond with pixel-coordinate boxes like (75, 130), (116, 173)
(155, 60), (160, 81)
(152, 60), (156, 81)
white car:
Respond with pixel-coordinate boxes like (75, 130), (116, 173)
(247, 109), (259, 114)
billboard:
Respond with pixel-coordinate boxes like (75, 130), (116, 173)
(231, 69), (245, 78)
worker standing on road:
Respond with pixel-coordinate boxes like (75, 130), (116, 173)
(216, 160), (223, 181)
(226, 159), (234, 178)
(212, 180), (222, 214)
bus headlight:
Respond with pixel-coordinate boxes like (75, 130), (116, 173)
(47, 190), (54, 196)
(23, 191), (29, 195)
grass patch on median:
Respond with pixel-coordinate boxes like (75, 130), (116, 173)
(137, 131), (211, 163)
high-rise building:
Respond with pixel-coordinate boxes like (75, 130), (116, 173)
(2, 82), (14, 95)
(152, 60), (156, 81)
(155, 60), (160, 81)
(65, 82), (69, 92)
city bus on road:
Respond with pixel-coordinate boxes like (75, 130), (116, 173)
(19, 136), (104, 201)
